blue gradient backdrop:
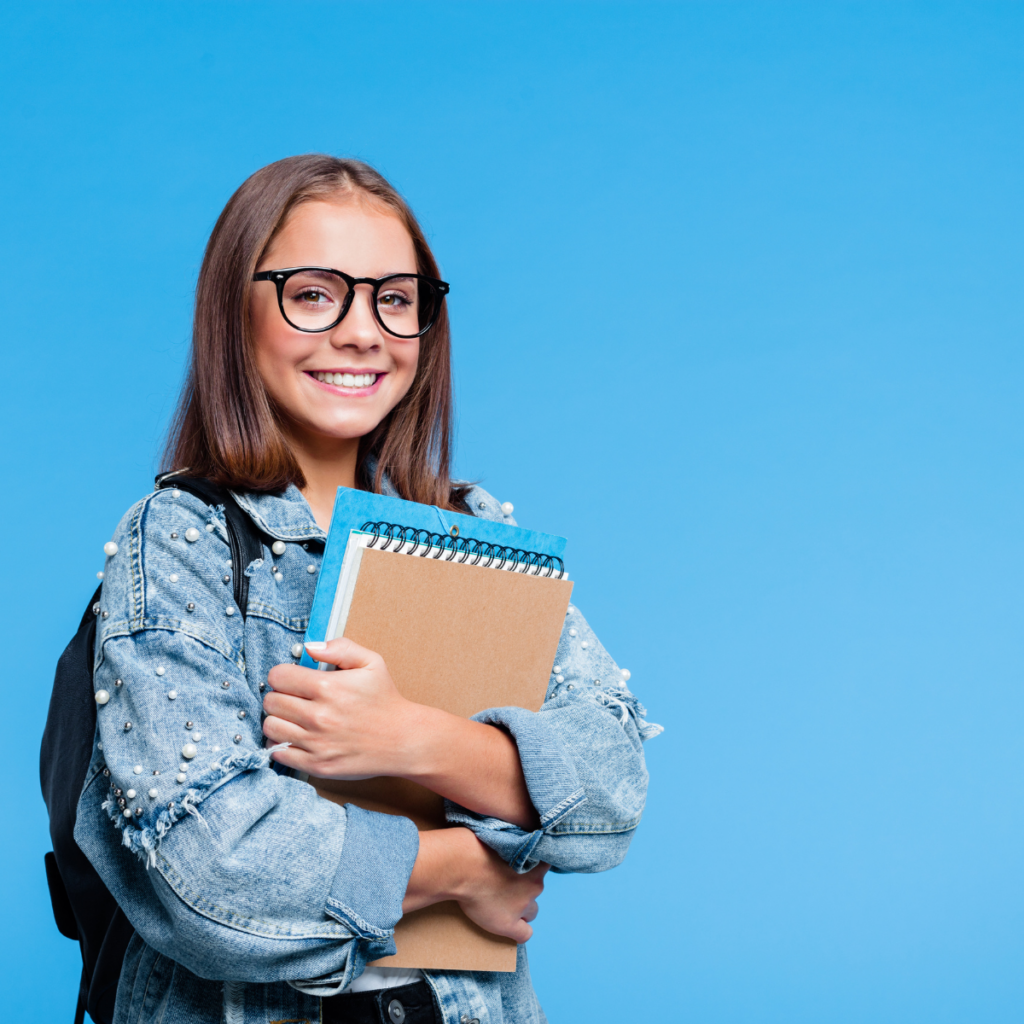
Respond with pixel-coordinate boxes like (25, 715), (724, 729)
(3, 3), (1023, 1020)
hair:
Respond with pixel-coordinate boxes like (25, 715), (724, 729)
(162, 154), (467, 510)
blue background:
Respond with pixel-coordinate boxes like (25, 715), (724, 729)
(3, 3), (1023, 1020)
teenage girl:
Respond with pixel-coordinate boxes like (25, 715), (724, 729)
(79, 155), (661, 1024)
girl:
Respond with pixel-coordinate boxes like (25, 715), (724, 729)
(78, 155), (661, 1024)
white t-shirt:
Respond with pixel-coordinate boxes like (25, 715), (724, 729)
(344, 966), (423, 993)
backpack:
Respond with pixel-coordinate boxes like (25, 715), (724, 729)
(39, 475), (267, 1024)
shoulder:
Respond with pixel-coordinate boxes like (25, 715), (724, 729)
(97, 488), (238, 644)
(103, 487), (231, 570)
(458, 483), (518, 527)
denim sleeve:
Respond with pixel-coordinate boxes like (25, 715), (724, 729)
(444, 602), (663, 874)
(76, 491), (419, 985)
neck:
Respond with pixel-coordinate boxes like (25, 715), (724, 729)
(288, 432), (361, 531)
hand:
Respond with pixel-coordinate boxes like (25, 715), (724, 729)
(404, 828), (548, 943)
(265, 637), (539, 829)
(262, 637), (424, 778)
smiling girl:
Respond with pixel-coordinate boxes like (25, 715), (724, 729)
(78, 155), (660, 1024)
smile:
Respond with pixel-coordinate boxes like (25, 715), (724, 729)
(307, 370), (382, 390)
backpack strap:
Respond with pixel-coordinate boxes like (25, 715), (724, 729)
(154, 473), (267, 620)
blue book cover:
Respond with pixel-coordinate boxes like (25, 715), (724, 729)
(301, 487), (568, 667)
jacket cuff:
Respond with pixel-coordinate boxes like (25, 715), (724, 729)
(445, 706), (587, 871)
(325, 804), (419, 947)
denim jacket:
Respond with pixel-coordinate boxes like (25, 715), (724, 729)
(75, 481), (662, 1024)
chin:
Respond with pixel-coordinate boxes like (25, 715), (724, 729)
(316, 417), (383, 440)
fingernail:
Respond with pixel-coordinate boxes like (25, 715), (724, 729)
(304, 641), (327, 651)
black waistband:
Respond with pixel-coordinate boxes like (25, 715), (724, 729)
(321, 980), (439, 1024)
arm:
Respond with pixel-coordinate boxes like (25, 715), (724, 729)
(264, 639), (540, 830)
(264, 610), (661, 876)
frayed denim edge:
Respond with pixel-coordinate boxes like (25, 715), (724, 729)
(100, 743), (292, 867)
(594, 685), (664, 740)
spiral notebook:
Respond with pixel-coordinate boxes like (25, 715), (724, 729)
(301, 488), (573, 971)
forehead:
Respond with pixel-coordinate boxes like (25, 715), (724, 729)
(262, 198), (417, 275)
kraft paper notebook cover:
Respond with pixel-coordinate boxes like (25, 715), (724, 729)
(302, 489), (572, 972)
(299, 487), (568, 672)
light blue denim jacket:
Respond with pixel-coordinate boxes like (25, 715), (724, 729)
(76, 481), (662, 1024)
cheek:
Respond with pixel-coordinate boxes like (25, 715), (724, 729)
(252, 338), (292, 407)
(394, 341), (421, 389)
(251, 306), (284, 373)
(252, 310), (307, 391)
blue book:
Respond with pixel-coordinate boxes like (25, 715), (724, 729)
(301, 487), (568, 667)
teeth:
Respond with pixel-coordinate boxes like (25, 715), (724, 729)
(313, 372), (377, 387)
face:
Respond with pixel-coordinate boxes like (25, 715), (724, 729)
(251, 199), (421, 450)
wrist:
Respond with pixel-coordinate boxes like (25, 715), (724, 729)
(403, 827), (482, 912)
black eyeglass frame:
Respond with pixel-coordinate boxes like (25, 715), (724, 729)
(252, 266), (450, 339)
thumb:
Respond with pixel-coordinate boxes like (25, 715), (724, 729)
(304, 637), (376, 670)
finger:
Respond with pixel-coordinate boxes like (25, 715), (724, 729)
(303, 637), (379, 671)
(262, 714), (314, 748)
(263, 691), (325, 730)
(527, 862), (549, 893)
(268, 743), (317, 773)
(266, 662), (331, 699)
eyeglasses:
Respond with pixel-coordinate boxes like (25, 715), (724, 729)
(252, 267), (449, 339)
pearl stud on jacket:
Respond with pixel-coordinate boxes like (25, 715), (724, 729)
(501, 502), (514, 516)
(94, 690), (110, 705)
(184, 527), (201, 543)
(103, 541), (118, 557)
(272, 540), (286, 556)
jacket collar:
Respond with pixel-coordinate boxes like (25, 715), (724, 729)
(231, 485), (326, 543)
(230, 467), (401, 543)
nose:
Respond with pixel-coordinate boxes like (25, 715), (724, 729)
(328, 284), (382, 351)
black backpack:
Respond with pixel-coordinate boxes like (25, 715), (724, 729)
(40, 475), (267, 1024)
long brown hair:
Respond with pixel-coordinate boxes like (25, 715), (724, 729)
(163, 154), (466, 509)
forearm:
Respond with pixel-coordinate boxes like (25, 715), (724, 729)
(399, 705), (539, 831)
(402, 827), (473, 913)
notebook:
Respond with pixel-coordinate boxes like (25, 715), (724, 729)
(301, 488), (573, 971)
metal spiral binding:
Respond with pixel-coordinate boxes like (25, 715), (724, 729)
(359, 520), (566, 578)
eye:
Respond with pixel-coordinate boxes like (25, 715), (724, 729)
(297, 288), (330, 306)
(378, 290), (414, 312)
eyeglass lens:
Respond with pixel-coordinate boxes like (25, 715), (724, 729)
(279, 270), (439, 337)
